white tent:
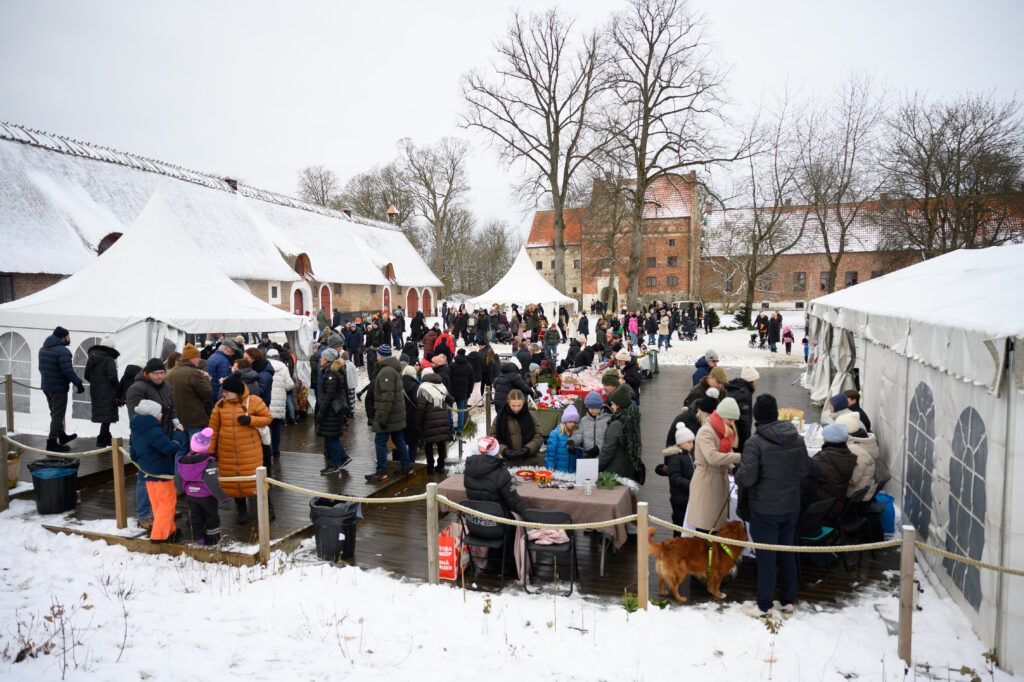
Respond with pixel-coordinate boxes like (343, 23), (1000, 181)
(808, 244), (1024, 671)
(0, 191), (309, 436)
(468, 248), (577, 315)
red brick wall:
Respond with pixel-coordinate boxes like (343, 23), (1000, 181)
(578, 218), (693, 302)
(5, 273), (66, 301)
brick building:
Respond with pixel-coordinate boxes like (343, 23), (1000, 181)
(0, 122), (441, 318)
(526, 172), (702, 309)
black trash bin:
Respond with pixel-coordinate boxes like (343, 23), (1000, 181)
(28, 457), (80, 514)
(309, 498), (360, 562)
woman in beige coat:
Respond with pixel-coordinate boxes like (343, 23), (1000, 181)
(686, 397), (743, 533)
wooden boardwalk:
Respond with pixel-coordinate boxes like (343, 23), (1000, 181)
(10, 364), (899, 604)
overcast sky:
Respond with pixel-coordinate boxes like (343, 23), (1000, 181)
(2, 0), (1022, 235)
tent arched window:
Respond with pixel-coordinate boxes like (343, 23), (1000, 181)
(0, 331), (31, 413)
(97, 232), (122, 255)
(422, 289), (432, 316)
(72, 337), (102, 419)
(382, 287), (391, 311)
(406, 287), (419, 315)
(320, 285), (331, 312)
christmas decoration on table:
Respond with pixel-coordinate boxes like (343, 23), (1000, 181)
(534, 393), (575, 410)
(444, 462), (641, 495)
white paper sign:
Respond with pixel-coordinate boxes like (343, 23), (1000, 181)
(575, 458), (599, 488)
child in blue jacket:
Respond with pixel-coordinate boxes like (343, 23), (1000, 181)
(130, 399), (188, 543)
(545, 404), (580, 473)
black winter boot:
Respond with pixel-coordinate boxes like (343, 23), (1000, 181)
(235, 498), (249, 525)
(46, 439), (70, 453)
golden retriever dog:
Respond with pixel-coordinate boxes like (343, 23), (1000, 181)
(647, 520), (748, 602)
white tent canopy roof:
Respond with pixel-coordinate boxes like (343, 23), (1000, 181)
(808, 244), (1024, 391)
(0, 191), (304, 334)
(468, 248), (576, 311)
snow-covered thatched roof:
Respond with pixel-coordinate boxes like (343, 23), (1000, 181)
(0, 122), (442, 288)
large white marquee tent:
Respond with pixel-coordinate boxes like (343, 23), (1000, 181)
(467, 248), (577, 315)
(0, 192), (313, 436)
(807, 244), (1024, 671)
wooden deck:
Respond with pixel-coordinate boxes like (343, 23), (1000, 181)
(9, 364), (899, 604)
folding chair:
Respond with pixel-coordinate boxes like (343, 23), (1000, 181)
(458, 500), (512, 592)
(796, 497), (838, 587)
(522, 509), (577, 596)
(838, 487), (871, 571)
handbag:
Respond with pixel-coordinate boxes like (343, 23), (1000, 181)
(246, 396), (272, 445)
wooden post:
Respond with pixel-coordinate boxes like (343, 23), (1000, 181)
(637, 502), (649, 610)
(111, 437), (126, 529)
(255, 467), (271, 565)
(4, 374), (13, 433)
(898, 524), (917, 666)
(0, 426), (9, 513)
(484, 385), (492, 434)
(426, 482), (440, 585)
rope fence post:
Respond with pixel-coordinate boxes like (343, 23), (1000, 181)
(255, 466), (270, 565)
(0, 426), (9, 513)
(899, 524), (916, 666)
(4, 374), (13, 433)
(637, 501), (649, 610)
(484, 385), (492, 434)
(111, 437), (126, 529)
(426, 482), (439, 584)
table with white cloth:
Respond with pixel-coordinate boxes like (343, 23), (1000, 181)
(437, 474), (635, 576)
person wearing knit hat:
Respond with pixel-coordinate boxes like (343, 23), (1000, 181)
(716, 397), (741, 420)
(463, 435), (529, 517)
(265, 347), (280, 359)
(377, 343), (392, 358)
(735, 390), (809, 620)
(615, 349), (630, 363)
(740, 366), (760, 383)
(691, 348), (719, 386)
(320, 347), (339, 364)
(431, 354), (446, 366)
(181, 343), (200, 361)
(608, 383), (632, 409)
(835, 411), (864, 437)
(546, 404), (581, 472)
(584, 391), (604, 409)
(752, 394), (778, 424)
(130, 395), (188, 544)
(834, 412), (876, 496)
(234, 335), (246, 347)
(39, 323), (84, 452)
(165, 342), (213, 440)
(578, 391), (611, 458)
(577, 334), (587, 345)
(655, 420), (697, 536)
(144, 358), (166, 374)
(419, 358), (432, 370)
(684, 365), (729, 409)
(176, 426), (227, 546)
(601, 368), (621, 389)
(813, 421), (858, 520)
(600, 383), (643, 482)
(220, 374), (245, 397)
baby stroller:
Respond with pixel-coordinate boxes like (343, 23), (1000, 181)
(748, 333), (766, 349)
(678, 318), (698, 341)
(493, 320), (513, 344)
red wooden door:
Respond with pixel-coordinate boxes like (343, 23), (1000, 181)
(407, 288), (419, 315)
(293, 289), (304, 315)
(383, 287), (391, 311)
(422, 289), (432, 316)
(320, 285), (331, 313)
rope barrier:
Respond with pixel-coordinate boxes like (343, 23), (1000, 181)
(448, 397), (487, 414)
(2, 433), (113, 458)
(268, 477), (428, 504)
(915, 541), (1024, 577)
(647, 515), (902, 554)
(438, 494), (638, 530)
(9, 378), (43, 391)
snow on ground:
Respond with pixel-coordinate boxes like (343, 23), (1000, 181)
(0, 498), (1010, 681)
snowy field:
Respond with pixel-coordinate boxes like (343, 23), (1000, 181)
(0, 498), (1010, 680)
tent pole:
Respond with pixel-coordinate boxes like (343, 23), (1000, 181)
(995, 337), (1016, 668)
(899, 352), (912, 533)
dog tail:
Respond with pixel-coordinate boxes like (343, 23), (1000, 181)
(647, 527), (662, 559)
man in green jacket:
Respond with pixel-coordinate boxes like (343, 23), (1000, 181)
(542, 322), (560, 365)
(365, 344), (411, 482)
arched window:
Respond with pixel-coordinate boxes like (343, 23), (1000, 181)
(0, 331), (31, 413)
(945, 407), (987, 610)
(382, 287), (391, 311)
(904, 381), (935, 541)
(72, 337), (102, 419)
(294, 254), (311, 277)
(293, 289), (305, 315)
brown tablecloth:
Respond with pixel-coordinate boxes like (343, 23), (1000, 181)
(437, 474), (635, 549)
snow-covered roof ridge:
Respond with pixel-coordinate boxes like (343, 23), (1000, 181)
(0, 120), (403, 234)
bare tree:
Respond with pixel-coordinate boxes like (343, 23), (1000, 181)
(606, 0), (749, 308)
(796, 76), (888, 292)
(461, 8), (607, 294)
(339, 161), (416, 226)
(448, 220), (524, 295)
(582, 170), (633, 311)
(296, 165), (339, 207)
(400, 137), (472, 288)
(879, 92), (1024, 258)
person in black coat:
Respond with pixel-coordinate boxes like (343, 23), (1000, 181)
(467, 347), (484, 390)
(573, 344), (596, 369)
(411, 311), (426, 342)
(576, 314), (589, 341)
(402, 339), (419, 366)
(450, 350), (475, 435)
(562, 338), (581, 371)
(724, 368), (758, 451)
(493, 362), (533, 413)
(768, 313), (781, 353)
(416, 370), (454, 473)
(401, 366), (422, 466)
(464, 436), (529, 518)
(615, 351), (642, 403)
(316, 354), (352, 474)
(515, 344), (533, 381)
(655, 422), (696, 536)
(83, 335), (121, 447)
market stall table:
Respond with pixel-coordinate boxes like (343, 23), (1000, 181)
(437, 473), (636, 576)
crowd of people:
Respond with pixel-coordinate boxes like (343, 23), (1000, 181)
(36, 298), (880, 617)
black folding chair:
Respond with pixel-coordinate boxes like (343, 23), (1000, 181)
(796, 497), (838, 587)
(522, 509), (577, 596)
(838, 487), (871, 571)
(458, 500), (512, 592)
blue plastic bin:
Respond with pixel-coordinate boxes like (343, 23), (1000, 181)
(875, 492), (895, 534)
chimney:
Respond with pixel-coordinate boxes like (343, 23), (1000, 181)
(386, 204), (398, 223)
(222, 177), (238, 192)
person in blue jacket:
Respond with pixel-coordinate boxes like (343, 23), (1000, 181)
(691, 348), (719, 386)
(545, 404), (581, 474)
(206, 338), (241, 406)
(130, 399), (188, 544)
(37, 325), (84, 452)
